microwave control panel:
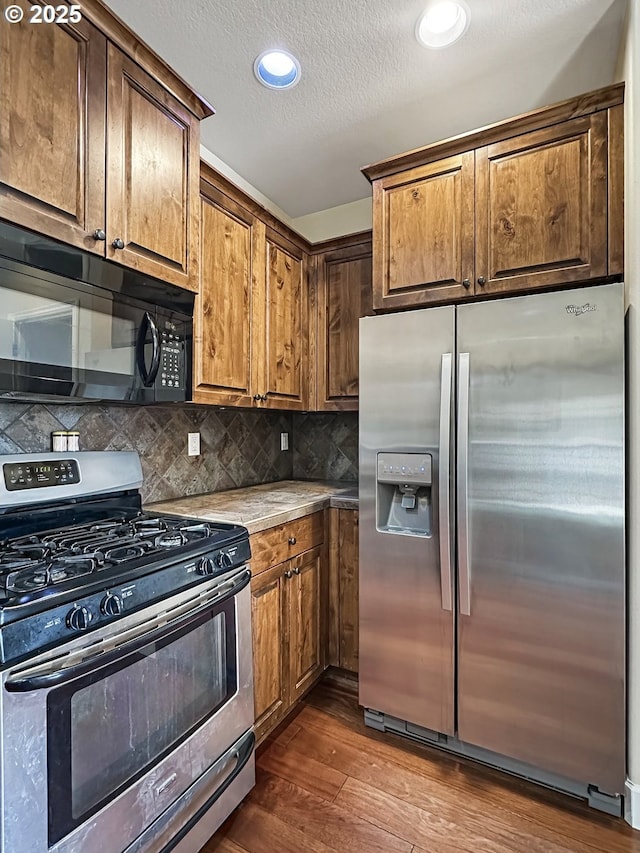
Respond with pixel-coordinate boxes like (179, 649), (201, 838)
(160, 331), (184, 389)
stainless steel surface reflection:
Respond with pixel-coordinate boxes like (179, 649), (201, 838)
(457, 288), (625, 792)
(359, 283), (625, 798)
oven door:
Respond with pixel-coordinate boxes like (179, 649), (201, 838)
(0, 567), (254, 853)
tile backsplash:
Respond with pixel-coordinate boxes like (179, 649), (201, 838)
(0, 403), (358, 502)
(293, 412), (358, 482)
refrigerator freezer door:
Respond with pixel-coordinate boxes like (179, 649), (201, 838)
(456, 283), (625, 793)
(359, 307), (456, 735)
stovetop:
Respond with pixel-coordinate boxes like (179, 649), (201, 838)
(0, 512), (242, 600)
(0, 452), (251, 663)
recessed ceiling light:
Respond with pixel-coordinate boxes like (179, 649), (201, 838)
(416, 1), (470, 49)
(254, 50), (301, 89)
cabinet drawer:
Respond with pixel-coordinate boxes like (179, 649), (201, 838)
(250, 512), (324, 575)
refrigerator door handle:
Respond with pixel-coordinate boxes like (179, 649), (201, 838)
(457, 352), (472, 616)
(438, 352), (454, 612)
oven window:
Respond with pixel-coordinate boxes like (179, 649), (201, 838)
(47, 599), (237, 845)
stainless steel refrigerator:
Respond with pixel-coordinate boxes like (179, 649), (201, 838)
(359, 283), (625, 811)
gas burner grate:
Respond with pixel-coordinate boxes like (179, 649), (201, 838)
(6, 557), (96, 594)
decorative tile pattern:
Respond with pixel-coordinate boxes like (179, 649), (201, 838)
(0, 403), (359, 502)
(0, 402), (293, 503)
(292, 413), (358, 481)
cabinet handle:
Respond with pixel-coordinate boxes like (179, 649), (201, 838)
(284, 569), (293, 579)
(261, 393), (268, 402)
(253, 394), (262, 403)
(462, 278), (470, 289)
(292, 566), (300, 575)
(93, 229), (106, 241)
(477, 276), (486, 286)
(112, 238), (125, 250)
(288, 536), (297, 545)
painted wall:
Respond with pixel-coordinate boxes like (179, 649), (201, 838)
(616, 0), (640, 820)
(200, 144), (372, 243)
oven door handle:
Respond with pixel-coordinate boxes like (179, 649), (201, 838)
(5, 569), (251, 693)
(127, 728), (255, 853)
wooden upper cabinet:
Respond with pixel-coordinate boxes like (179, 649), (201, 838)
(260, 230), (308, 410)
(106, 45), (199, 289)
(315, 237), (373, 410)
(475, 113), (608, 294)
(0, 0), (211, 290)
(372, 153), (475, 309)
(364, 83), (624, 310)
(193, 188), (257, 405)
(0, 11), (106, 252)
(193, 170), (313, 410)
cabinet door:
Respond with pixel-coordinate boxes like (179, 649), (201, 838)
(316, 241), (372, 410)
(475, 113), (608, 294)
(257, 230), (308, 410)
(193, 189), (260, 406)
(251, 563), (288, 743)
(106, 44), (199, 290)
(328, 508), (359, 672)
(372, 152), (475, 310)
(288, 546), (324, 702)
(338, 510), (359, 672)
(0, 8), (106, 252)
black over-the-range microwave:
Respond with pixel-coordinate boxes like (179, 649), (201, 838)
(0, 222), (194, 403)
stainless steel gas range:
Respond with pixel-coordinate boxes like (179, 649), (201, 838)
(0, 451), (254, 853)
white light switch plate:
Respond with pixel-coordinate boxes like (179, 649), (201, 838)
(188, 432), (201, 456)
(280, 432), (289, 451)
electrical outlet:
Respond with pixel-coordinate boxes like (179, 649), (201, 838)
(188, 432), (201, 456)
(280, 432), (289, 451)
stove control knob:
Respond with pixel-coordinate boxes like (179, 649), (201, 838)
(100, 593), (123, 617)
(215, 552), (233, 570)
(66, 605), (92, 632)
(197, 557), (216, 576)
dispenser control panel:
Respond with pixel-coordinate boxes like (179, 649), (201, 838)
(377, 453), (432, 486)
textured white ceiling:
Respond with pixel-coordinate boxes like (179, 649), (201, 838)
(103, 0), (627, 219)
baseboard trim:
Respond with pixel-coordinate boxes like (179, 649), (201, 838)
(625, 779), (640, 828)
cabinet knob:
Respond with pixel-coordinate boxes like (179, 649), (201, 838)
(462, 278), (470, 289)
(284, 569), (293, 579)
(292, 566), (300, 575)
(112, 238), (125, 250)
(288, 536), (297, 545)
(261, 393), (268, 402)
(253, 394), (262, 403)
(93, 229), (106, 241)
(477, 276), (486, 286)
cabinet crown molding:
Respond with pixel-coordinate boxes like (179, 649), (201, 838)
(362, 82), (624, 182)
(83, 0), (214, 119)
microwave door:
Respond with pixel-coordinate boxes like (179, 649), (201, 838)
(81, 295), (152, 403)
(0, 262), (138, 401)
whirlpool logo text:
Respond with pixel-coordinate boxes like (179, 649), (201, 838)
(565, 303), (597, 316)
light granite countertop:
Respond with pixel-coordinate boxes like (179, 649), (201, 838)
(146, 480), (358, 534)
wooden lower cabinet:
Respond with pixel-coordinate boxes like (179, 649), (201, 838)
(288, 546), (324, 701)
(250, 515), (327, 743)
(328, 508), (359, 673)
(251, 562), (288, 741)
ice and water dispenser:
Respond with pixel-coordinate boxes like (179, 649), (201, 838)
(376, 452), (433, 536)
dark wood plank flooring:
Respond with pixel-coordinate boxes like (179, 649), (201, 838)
(201, 675), (640, 853)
